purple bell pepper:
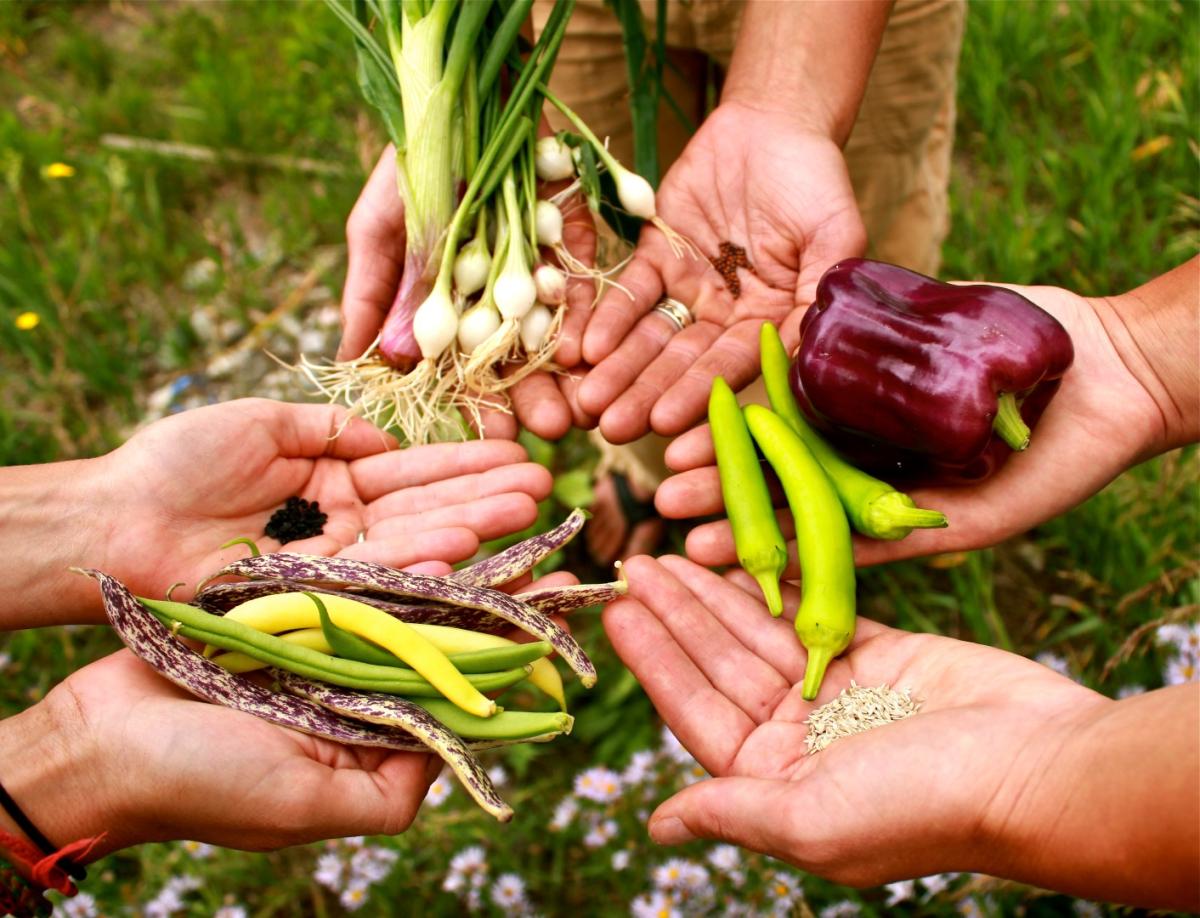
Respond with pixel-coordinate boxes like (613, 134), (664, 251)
(790, 258), (1074, 482)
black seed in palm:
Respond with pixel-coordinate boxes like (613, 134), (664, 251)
(265, 497), (328, 544)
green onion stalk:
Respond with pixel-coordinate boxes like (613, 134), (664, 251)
(311, 0), (685, 443)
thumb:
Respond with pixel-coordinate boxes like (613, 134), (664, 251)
(647, 777), (800, 860)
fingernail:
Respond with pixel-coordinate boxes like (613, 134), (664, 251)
(648, 816), (694, 846)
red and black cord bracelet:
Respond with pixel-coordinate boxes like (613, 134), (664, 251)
(0, 784), (84, 883)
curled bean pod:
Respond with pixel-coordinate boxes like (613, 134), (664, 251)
(195, 554), (597, 687)
(272, 673), (512, 820)
(512, 574), (627, 618)
(450, 508), (587, 588)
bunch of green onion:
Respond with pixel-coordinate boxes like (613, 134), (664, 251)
(311, 0), (686, 443)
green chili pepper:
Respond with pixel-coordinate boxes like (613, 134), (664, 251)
(708, 376), (787, 616)
(743, 405), (857, 700)
(759, 322), (947, 541)
(139, 597), (528, 697)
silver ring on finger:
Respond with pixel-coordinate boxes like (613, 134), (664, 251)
(651, 297), (693, 333)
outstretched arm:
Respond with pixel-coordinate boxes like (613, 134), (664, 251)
(657, 258), (1200, 568)
(603, 555), (1199, 909)
(576, 1), (891, 444)
(0, 399), (554, 628)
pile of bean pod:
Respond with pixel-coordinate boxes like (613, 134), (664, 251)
(84, 509), (625, 821)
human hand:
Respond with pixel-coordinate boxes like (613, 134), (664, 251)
(0, 650), (436, 854)
(59, 399), (550, 625)
(576, 103), (866, 444)
(656, 284), (1176, 568)
(601, 557), (1200, 903)
(339, 145), (598, 441)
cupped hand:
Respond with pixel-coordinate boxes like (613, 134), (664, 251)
(656, 284), (1169, 568)
(20, 650), (437, 853)
(339, 145), (598, 441)
(603, 555), (1107, 886)
(576, 103), (865, 444)
(88, 398), (552, 616)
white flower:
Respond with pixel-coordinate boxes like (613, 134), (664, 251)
(621, 750), (657, 786)
(919, 873), (956, 897)
(549, 796), (579, 830)
(1115, 684), (1146, 699)
(1154, 622), (1200, 655)
(1034, 652), (1072, 679)
(350, 845), (397, 884)
(659, 726), (696, 765)
(766, 872), (802, 907)
(574, 766), (622, 803)
(490, 872), (529, 914)
(611, 850), (631, 871)
(340, 880), (370, 911)
(487, 764), (510, 787)
(884, 879), (916, 906)
(314, 852), (345, 890)
(653, 857), (692, 890)
(213, 908), (247, 918)
(60, 893), (98, 918)
(819, 902), (861, 918)
(584, 818), (619, 848)
(449, 845), (488, 875)
(343, 835), (366, 848)
(1072, 902), (1103, 918)
(631, 891), (681, 918)
(143, 890), (183, 918)
(678, 862), (710, 892)
(165, 876), (202, 896)
(181, 840), (214, 859)
(1166, 656), (1198, 685)
(706, 845), (741, 874)
(425, 774), (453, 806)
(726, 869), (745, 888)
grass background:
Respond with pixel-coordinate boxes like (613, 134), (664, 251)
(1, 0), (1197, 915)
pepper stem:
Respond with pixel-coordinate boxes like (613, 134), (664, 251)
(993, 392), (1031, 451)
(801, 645), (836, 702)
(754, 572), (784, 618)
(864, 492), (949, 540)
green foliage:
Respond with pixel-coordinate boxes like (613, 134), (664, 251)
(2, 0), (1197, 915)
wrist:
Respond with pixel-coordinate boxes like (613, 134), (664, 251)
(0, 457), (111, 629)
(1094, 259), (1200, 453)
(0, 694), (120, 863)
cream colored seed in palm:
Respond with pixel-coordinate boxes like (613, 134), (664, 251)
(803, 681), (920, 755)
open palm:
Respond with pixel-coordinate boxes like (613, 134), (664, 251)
(88, 399), (551, 615)
(604, 556), (1105, 886)
(657, 284), (1167, 569)
(577, 103), (866, 444)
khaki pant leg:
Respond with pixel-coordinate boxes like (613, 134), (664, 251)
(844, 0), (966, 275)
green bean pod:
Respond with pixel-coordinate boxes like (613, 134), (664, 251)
(743, 405), (857, 701)
(708, 376), (787, 616)
(140, 597), (528, 697)
(211, 629), (552, 675)
(759, 322), (948, 540)
(405, 697), (574, 741)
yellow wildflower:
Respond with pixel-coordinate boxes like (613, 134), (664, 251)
(41, 162), (75, 179)
(15, 311), (40, 331)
